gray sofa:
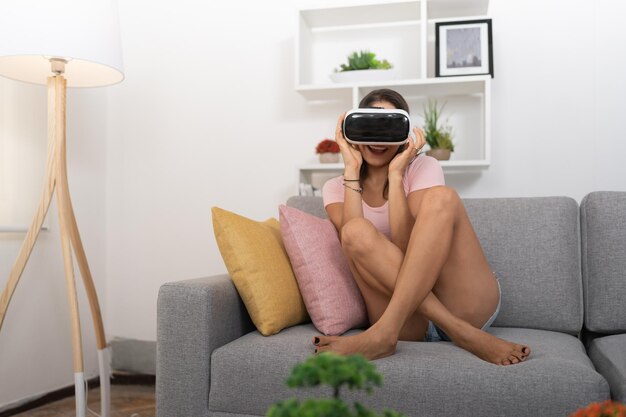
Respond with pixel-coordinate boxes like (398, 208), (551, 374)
(157, 191), (626, 417)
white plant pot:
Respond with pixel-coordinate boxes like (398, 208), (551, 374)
(319, 153), (340, 163)
(329, 69), (397, 83)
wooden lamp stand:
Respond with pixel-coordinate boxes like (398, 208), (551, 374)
(0, 63), (110, 417)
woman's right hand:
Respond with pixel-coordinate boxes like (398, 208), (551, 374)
(335, 112), (362, 175)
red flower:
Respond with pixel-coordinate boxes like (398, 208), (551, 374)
(315, 139), (340, 154)
(570, 400), (626, 417)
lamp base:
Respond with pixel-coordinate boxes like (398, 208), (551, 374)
(98, 347), (111, 417)
(74, 372), (86, 417)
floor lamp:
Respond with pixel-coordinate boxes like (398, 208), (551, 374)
(0, 2), (123, 417)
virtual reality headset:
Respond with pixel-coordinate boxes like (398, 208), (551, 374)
(343, 108), (410, 145)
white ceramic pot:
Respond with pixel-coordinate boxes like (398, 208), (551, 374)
(319, 153), (340, 163)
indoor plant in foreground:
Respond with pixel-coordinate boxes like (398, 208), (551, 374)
(267, 352), (404, 417)
(423, 99), (455, 161)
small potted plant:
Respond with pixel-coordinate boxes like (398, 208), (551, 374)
(316, 138), (340, 163)
(330, 50), (395, 83)
(267, 352), (405, 417)
(423, 99), (455, 161)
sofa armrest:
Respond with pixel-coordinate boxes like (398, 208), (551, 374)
(156, 274), (254, 417)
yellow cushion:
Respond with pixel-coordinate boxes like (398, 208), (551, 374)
(211, 207), (308, 336)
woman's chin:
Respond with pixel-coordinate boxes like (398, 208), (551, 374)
(364, 155), (394, 167)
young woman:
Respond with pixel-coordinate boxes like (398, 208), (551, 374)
(314, 89), (530, 366)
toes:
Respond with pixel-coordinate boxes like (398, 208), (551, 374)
(510, 350), (525, 362)
(316, 336), (335, 347)
(508, 355), (520, 364)
(502, 359), (512, 366)
(513, 345), (531, 361)
(316, 345), (331, 353)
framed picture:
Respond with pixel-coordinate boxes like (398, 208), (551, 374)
(435, 19), (493, 78)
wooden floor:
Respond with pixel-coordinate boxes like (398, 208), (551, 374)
(10, 384), (155, 417)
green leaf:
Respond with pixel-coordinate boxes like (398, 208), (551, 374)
(422, 99), (454, 151)
(268, 353), (403, 417)
(267, 398), (352, 417)
(286, 353), (381, 395)
(338, 50), (393, 72)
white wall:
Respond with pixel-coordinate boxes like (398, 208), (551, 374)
(455, 0), (626, 198)
(1, 0), (625, 409)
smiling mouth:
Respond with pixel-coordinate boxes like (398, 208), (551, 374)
(368, 145), (389, 155)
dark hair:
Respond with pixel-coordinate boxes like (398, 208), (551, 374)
(359, 88), (410, 113)
(358, 89), (409, 199)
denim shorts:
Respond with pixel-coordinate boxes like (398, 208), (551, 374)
(425, 276), (501, 342)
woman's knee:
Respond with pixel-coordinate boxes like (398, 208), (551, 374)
(420, 186), (461, 216)
(341, 218), (379, 256)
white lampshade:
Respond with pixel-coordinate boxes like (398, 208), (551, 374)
(0, 0), (124, 88)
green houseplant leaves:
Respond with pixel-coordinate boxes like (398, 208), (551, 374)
(267, 352), (405, 417)
(337, 51), (393, 72)
(423, 99), (455, 152)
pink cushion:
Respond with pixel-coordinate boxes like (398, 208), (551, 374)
(279, 205), (368, 335)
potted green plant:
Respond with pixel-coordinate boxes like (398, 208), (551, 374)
(267, 352), (405, 417)
(422, 99), (455, 161)
(330, 50), (395, 83)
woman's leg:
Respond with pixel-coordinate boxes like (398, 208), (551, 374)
(338, 216), (529, 365)
(339, 217), (429, 342)
(316, 186), (531, 365)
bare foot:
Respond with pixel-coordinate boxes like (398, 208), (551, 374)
(311, 322), (530, 365)
(450, 322), (531, 366)
(313, 327), (397, 360)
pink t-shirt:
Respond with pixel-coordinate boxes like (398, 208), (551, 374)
(322, 155), (445, 239)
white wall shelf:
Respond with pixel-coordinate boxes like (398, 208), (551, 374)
(296, 0), (492, 194)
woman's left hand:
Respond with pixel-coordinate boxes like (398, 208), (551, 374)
(389, 127), (426, 180)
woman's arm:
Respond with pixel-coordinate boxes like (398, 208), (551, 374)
(326, 113), (364, 236)
(387, 128), (426, 252)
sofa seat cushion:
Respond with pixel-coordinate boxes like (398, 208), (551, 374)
(588, 333), (626, 402)
(208, 325), (609, 417)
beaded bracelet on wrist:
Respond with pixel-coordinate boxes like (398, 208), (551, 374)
(343, 183), (363, 194)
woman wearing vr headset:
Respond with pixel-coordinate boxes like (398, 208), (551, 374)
(315, 89), (530, 366)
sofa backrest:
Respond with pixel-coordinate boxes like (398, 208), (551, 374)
(581, 191), (626, 334)
(287, 195), (583, 335)
(287, 196), (327, 219)
(463, 197), (582, 334)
